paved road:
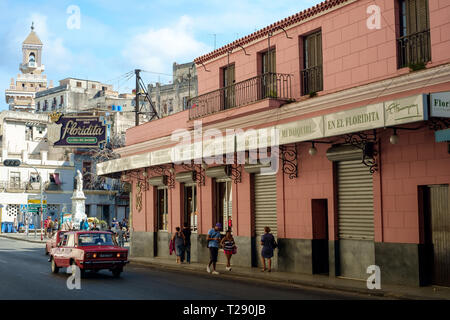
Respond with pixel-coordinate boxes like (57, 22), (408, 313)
(0, 237), (376, 300)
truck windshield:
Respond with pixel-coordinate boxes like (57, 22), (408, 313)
(78, 233), (116, 246)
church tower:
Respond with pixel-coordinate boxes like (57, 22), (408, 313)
(4, 23), (50, 112)
(20, 22), (45, 74)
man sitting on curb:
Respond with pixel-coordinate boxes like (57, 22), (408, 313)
(206, 223), (222, 275)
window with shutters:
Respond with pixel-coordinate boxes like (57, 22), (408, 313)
(10, 172), (21, 189)
(397, 0), (430, 68)
(260, 49), (276, 99)
(221, 64), (235, 109)
(301, 30), (323, 96)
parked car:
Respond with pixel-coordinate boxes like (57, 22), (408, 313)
(49, 231), (129, 278)
(45, 231), (66, 255)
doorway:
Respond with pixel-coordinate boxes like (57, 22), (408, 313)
(312, 199), (329, 274)
(421, 184), (450, 287)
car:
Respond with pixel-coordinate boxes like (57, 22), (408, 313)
(45, 230), (66, 255)
(49, 231), (129, 278)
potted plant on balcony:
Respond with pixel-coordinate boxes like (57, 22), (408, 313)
(408, 61), (426, 72)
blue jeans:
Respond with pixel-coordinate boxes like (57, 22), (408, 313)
(181, 244), (191, 263)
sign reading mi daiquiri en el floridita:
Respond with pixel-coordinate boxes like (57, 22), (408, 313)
(47, 112), (107, 148)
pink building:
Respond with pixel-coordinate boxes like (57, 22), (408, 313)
(99, 0), (450, 286)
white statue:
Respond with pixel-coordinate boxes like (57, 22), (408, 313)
(72, 169), (86, 229)
(76, 170), (83, 192)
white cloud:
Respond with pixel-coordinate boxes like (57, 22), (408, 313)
(122, 15), (211, 73)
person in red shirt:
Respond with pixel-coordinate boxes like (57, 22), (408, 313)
(44, 217), (52, 238)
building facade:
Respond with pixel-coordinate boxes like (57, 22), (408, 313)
(0, 111), (74, 228)
(98, 0), (450, 287)
(148, 62), (197, 117)
(4, 24), (51, 112)
(34, 78), (134, 114)
(0, 110), (129, 229)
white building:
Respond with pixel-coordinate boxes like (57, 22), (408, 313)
(0, 111), (74, 227)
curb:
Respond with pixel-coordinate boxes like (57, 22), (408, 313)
(128, 258), (414, 300)
(0, 234), (46, 244)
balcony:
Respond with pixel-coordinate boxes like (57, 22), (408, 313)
(397, 30), (431, 69)
(0, 181), (30, 192)
(301, 65), (323, 96)
(188, 72), (292, 120)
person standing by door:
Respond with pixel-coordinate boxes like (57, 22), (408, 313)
(220, 229), (236, 271)
(181, 223), (192, 264)
(172, 227), (186, 264)
(260, 226), (277, 272)
(206, 223), (222, 274)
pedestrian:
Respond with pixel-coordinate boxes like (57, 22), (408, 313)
(181, 223), (191, 264)
(171, 227), (185, 264)
(91, 223), (99, 231)
(117, 226), (125, 247)
(47, 218), (54, 238)
(53, 218), (59, 232)
(220, 229), (236, 271)
(44, 216), (51, 238)
(112, 218), (119, 230)
(260, 226), (277, 272)
(80, 218), (89, 230)
(206, 223), (222, 275)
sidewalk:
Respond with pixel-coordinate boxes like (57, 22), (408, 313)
(0, 232), (47, 243)
(0, 232), (130, 247)
(129, 256), (450, 300)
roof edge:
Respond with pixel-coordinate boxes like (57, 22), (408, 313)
(194, 0), (349, 65)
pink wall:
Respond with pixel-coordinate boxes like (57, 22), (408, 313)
(126, 110), (190, 146)
(277, 143), (334, 240)
(380, 127), (450, 244)
(196, 0), (450, 100)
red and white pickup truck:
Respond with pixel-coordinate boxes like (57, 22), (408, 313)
(49, 231), (128, 278)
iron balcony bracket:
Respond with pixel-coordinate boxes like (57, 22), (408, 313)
(149, 165), (175, 189)
(228, 164), (242, 184)
(181, 160), (206, 186)
(280, 144), (298, 179)
(343, 130), (378, 174)
(428, 117), (450, 131)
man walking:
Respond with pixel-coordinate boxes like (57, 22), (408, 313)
(181, 223), (191, 264)
(206, 223), (222, 275)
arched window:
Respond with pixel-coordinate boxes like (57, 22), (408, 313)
(29, 53), (35, 63)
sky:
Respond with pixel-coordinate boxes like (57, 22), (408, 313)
(0, 0), (319, 110)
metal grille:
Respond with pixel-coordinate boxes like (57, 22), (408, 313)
(337, 160), (374, 240)
(254, 173), (277, 238)
(6, 204), (19, 218)
(397, 30), (431, 68)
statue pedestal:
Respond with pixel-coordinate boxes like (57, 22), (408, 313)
(72, 190), (87, 229)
